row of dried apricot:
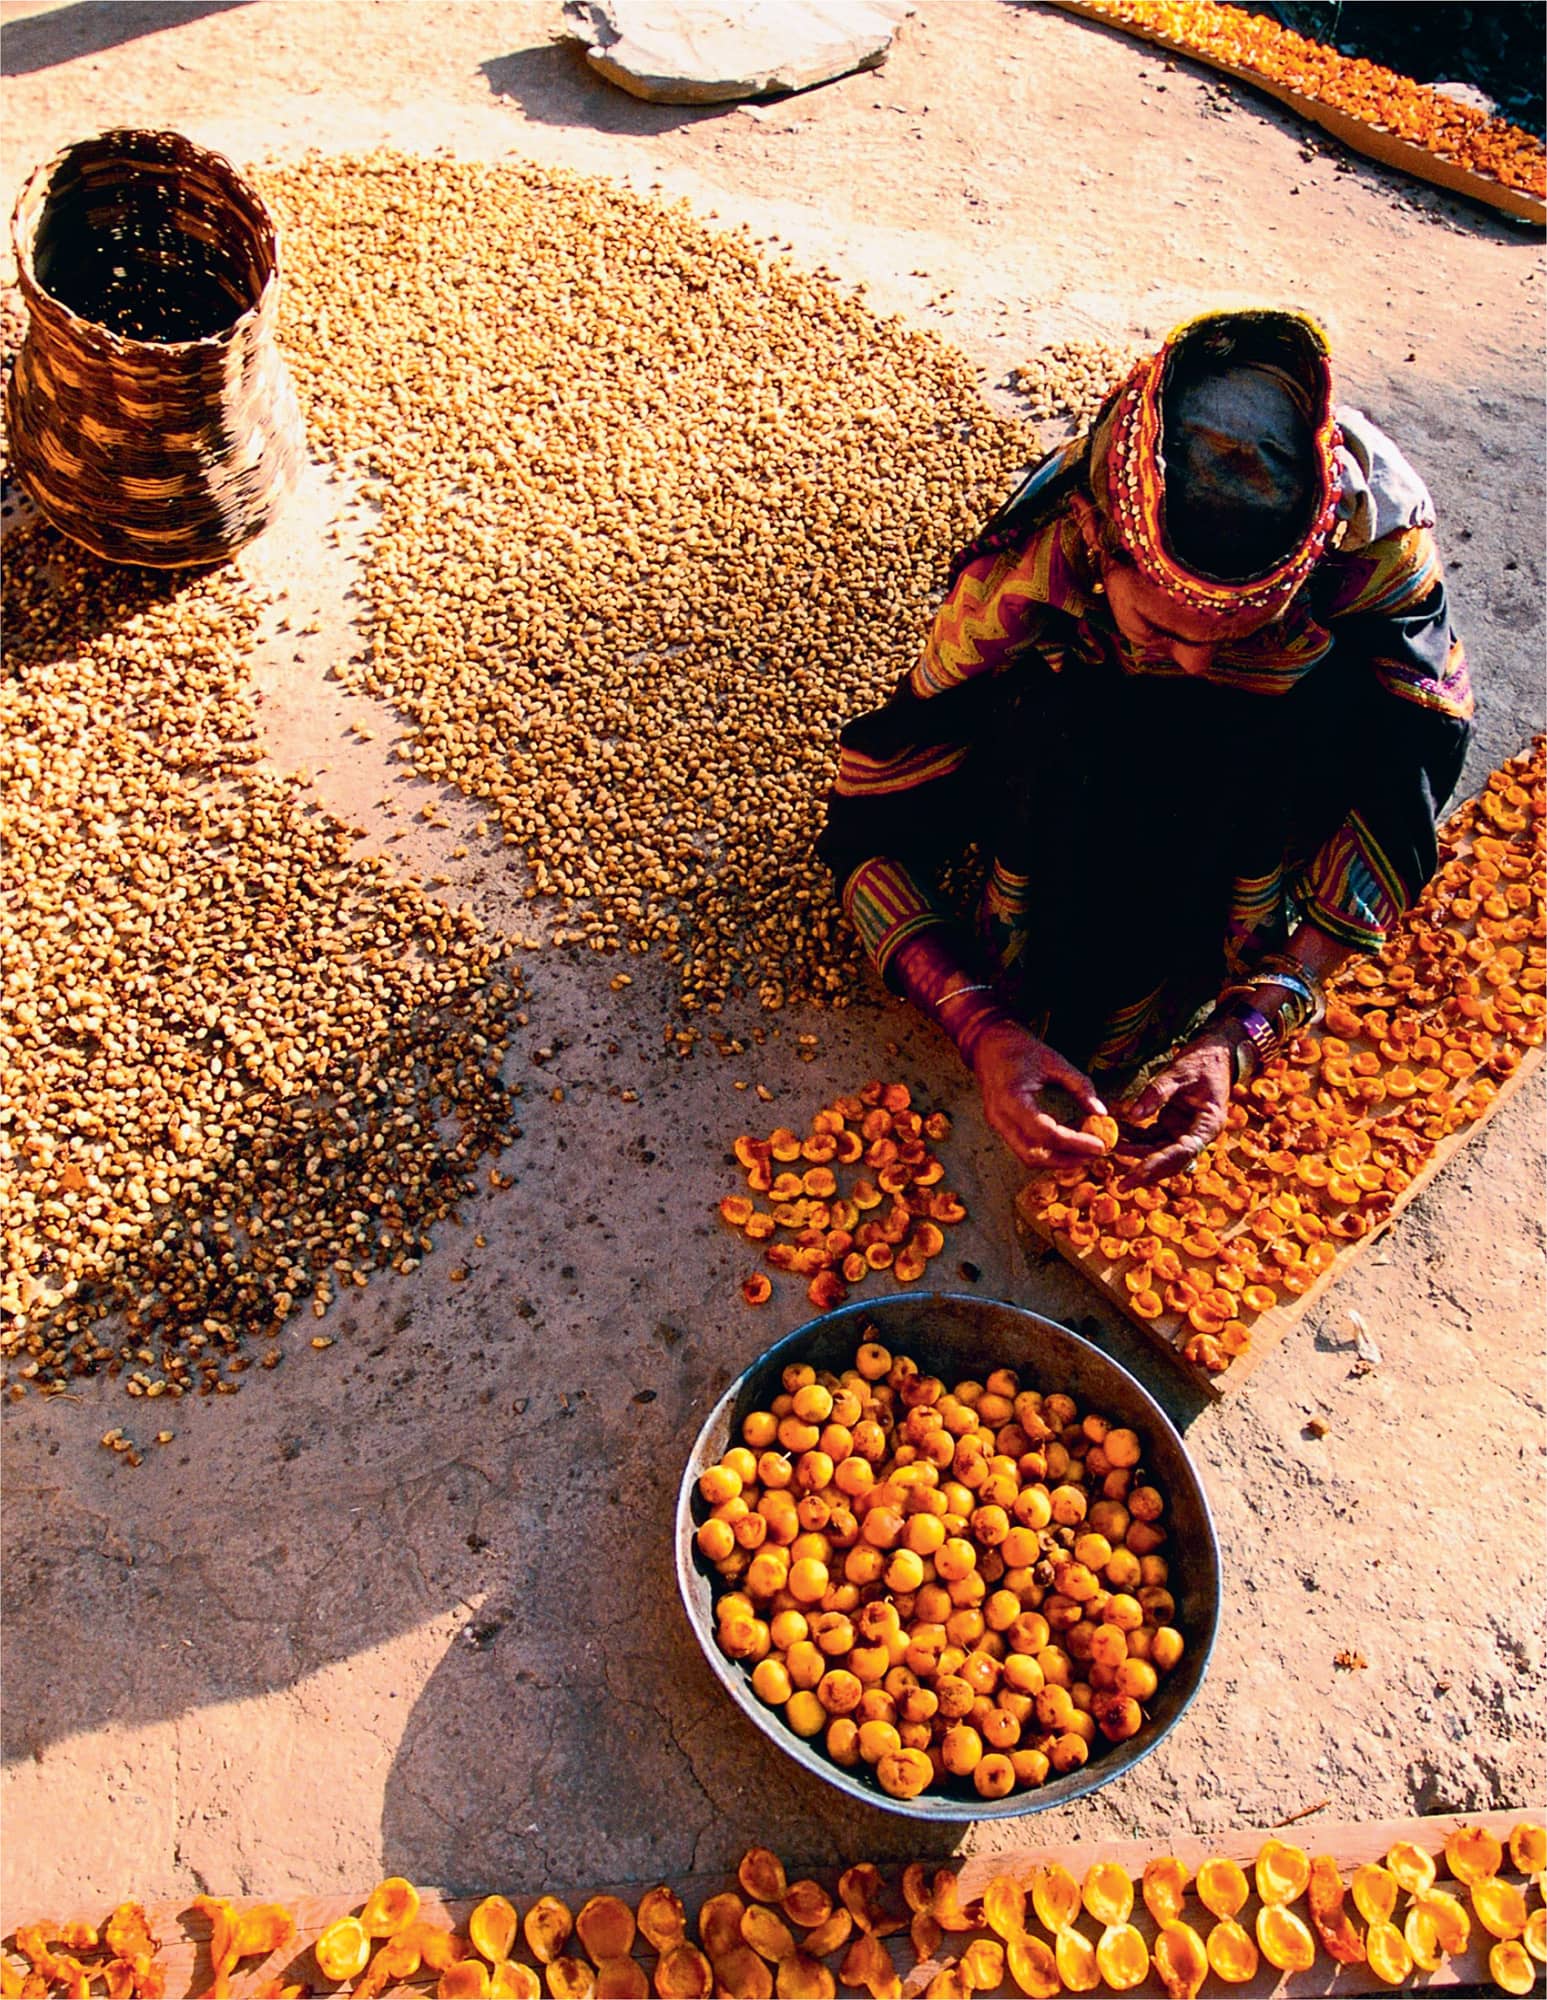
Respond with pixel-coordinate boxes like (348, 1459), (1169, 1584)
(1024, 741), (1545, 1375)
(9, 1824), (1543, 1997)
(1069, 0), (1547, 195)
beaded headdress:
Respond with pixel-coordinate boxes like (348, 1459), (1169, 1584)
(1088, 309), (1342, 623)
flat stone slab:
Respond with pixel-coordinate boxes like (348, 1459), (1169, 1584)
(563, 0), (914, 104)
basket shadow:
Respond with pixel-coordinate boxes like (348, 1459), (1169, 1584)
(2, 516), (229, 665)
(0, 1), (256, 79)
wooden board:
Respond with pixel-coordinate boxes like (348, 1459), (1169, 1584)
(6, 1811), (1539, 1996)
(1019, 1041), (1541, 1399)
(1017, 743), (1545, 1396)
(1043, 0), (1547, 227)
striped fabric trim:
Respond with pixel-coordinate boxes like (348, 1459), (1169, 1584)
(1298, 810), (1407, 949)
(1323, 526), (1439, 619)
(914, 517), (1087, 698)
(1228, 864), (1286, 934)
(1088, 983), (1168, 1073)
(833, 738), (970, 799)
(841, 855), (950, 976)
(1371, 633), (1474, 720)
(979, 859), (1033, 972)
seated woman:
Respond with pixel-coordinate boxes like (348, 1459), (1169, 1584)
(819, 309), (1473, 1182)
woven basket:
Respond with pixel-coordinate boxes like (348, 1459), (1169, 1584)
(6, 128), (305, 567)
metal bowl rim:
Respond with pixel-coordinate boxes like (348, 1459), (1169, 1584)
(675, 1290), (1221, 1822)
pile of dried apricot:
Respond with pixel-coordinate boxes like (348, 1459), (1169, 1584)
(1065, 0), (1547, 197)
(724, 1086), (967, 1312)
(1023, 741), (1546, 1376)
(8, 1821), (1542, 1996)
(696, 1336), (1185, 1803)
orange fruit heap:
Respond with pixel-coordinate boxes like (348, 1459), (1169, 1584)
(725, 1084), (967, 1311)
(696, 1335), (1187, 1805)
(1071, 0), (1547, 197)
(1023, 740), (1545, 1375)
(9, 1821), (1541, 1997)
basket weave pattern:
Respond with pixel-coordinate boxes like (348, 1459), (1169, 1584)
(6, 129), (305, 567)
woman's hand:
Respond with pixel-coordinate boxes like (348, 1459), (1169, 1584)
(1115, 1028), (1239, 1185)
(971, 1019), (1110, 1169)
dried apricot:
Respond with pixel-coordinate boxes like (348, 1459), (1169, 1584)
(1447, 1823), (1505, 1885)
(1095, 1923), (1149, 1990)
(315, 1917), (371, 1983)
(1195, 1858), (1248, 1920)
(1142, 1856), (1190, 1927)
(1152, 1922), (1208, 2000)
(523, 1896), (574, 1965)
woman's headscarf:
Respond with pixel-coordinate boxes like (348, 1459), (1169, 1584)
(1088, 308), (1342, 622)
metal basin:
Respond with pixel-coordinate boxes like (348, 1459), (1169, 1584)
(676, 1292), (1221, 1821)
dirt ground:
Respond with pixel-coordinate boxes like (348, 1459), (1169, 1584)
(2, 0), (1544, 1925)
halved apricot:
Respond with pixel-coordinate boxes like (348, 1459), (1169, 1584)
(523, 1896), (574, 1965)
(1152, 1922), (1208, 2000)
(1095, 1923), (1149, 1991)
(654, 1943), (713, 1999)
(1030, 1864), (1080, 1934)
(1404, 1903), (1443, 1973)
(1491, 1940), (1539, 1996)
(361, 1880), (420, 1940)
(1447, 1823), (1505, 1885)
(960, 1940), (1005, 1992)
(780, 1882), (831, 1932)
(1195, 1859), (1248, 1921)
(842, 1865), (899, 1936)
(1005, 1936), (1060, 1999)
(315, 1917), (371, 1983)
(1204, 1917), (1257, 1983)
(741, 1907), (796, 1966)
(1365, 1920), (1412, 1985)
(1255, 1904), (1315, 1972)
(1352, 1862), (1398, 1926)
(1473, 1878), (1530, 1941)
(1081, 1863), (1133, 1927)
(1141, 1857), (1190, 1928)
(1053, 1925), (1099, 1994)
(981, 1877), (1025, 1944)
(437, 1964), (492, 1999)
(1254, 1839), (1310, 1906)
(577, 1898), (636, 1964)
(1415, 1889), (1471, 1955)
(1509, 1822), (1546, 1875)
(636, 1888), (686, 1955)
(838, 1931), (895, 2000)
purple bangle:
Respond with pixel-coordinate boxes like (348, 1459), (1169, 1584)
(1210, 1003), (1276, 1080)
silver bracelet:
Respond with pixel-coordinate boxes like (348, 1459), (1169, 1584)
(932, 981), (996, 1011)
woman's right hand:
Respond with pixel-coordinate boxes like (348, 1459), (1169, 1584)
(970, 1019), (1110, 1169)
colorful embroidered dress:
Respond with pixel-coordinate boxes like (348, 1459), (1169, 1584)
(818, 406), (1473, 1072)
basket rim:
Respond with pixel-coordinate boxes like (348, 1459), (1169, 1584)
(10, 126), (283, 354)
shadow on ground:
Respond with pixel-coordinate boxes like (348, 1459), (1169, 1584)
(0, 1), (255, 78)
(479, 40), (735, 140)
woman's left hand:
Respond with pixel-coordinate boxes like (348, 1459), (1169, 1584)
(1114, 1028), (1238, 1186)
